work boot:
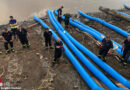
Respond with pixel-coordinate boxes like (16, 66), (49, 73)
(0, 51), (2, 54)
(120, 58), (124, 63)
(45, 47), (48, 50)
(6, 50), (10, 54)
(123, 62), (127, 69)
(22, 44), (26, 48)
(51, 61), (56, 67)
(50, 46), (54, 49)
(103, 57), (106, 62)
(56, 58), (60, 64)
(11, 48), (15, 52)
(98, 55), (101, 58)
(27, 44), (31, 48)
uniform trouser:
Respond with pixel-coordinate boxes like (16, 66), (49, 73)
(4, 41), (13, 50)
(45, 38), (51, 47)
(58, 17), (62, 23)
(65, 20), (69, 28)
(54, 49), (62, 63)
(19, 37), (29, 46)
(11, 28), (17, 37)
(123, 48), (130, 63)
(99, 48), (109, 58)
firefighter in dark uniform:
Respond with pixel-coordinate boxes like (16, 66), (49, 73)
(44, 28), (53, 49)
(9, 16), (18, 39)
(98, 35), (113, 62)
(1, 28), (14, 54)
(16, 26), (30, 48)
(57, 6), (64, 23)
(64, 13), (71, 29)
(52, 38), (64, 67)
(121, 35), (130, 68)
(0, 36), (2, 54)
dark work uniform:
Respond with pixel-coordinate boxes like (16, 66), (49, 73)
(9, 19), (17, 37)
(2, 31), (13, 50)
(16, 28), (29, 46)
(53, 41), (63, 65)
(99, 38), (113, 58)
(64, 14), (71, 29)
(57, 9), (62, 23)
(123, 39), (130, 63)
(44, 31), (52, 47)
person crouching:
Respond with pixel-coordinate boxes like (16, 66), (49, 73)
(98, 35), (113, 62)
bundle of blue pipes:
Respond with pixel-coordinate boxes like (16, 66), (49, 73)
(47, 9), (130, 90)
(54, 10), (130, 62)
(33, 16), (105, 90)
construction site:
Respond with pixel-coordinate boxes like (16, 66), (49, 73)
(0, 7), (130, 90)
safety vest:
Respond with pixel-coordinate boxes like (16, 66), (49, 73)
(11, 25), (18, 29)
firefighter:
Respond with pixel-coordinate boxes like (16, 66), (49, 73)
(1, 28), (14, 54)
(57, 6), (64, 23)
(52, 38), (64, 67)
(98, 35), (113, 62)
(0, 36), (3, 54)
(16, 26), (30, 48)
(9, 16), (18, 39)
(64, 13), (71, 29)
(121, 35), (130, 68)
(43, 28), (53, 49)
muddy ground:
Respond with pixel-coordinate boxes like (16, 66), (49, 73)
(0, 9), (129, 90)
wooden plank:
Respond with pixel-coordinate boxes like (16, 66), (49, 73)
(92, 77), (104, 88)
(99, 6), (130, 22)
(116, 83), (128, 89)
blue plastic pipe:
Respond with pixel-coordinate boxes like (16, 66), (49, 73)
(52, 10), (130, 89)
(124, 4), (130, 10)
(48, 10), (128, 90)
(117, 11), (130, 17)
(54, 10), (123, 56)
(78, 10), (130, 37)
(33, 16), (104, 90)
(72, 19), (122, 49)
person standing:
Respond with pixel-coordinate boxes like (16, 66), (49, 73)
(98, 35), (113, 62)
(0, 36), (2, 54)
(44, 28), (53, 49)
(57, 6), (64, 23)
(9, 16), (18, 38)
(1, 28), (14, 54)
(64, 13), (71, 29)
(52, 38), (64, 67)
(16, 26), (30, 48)
(121, 35), (130, 68)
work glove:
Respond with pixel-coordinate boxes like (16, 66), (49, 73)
(107, 53), (110, 57)
(98, 44), (102, 48)
(60, 46), (63, 48)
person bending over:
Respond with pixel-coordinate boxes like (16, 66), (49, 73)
(98, 35), (113, 62)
